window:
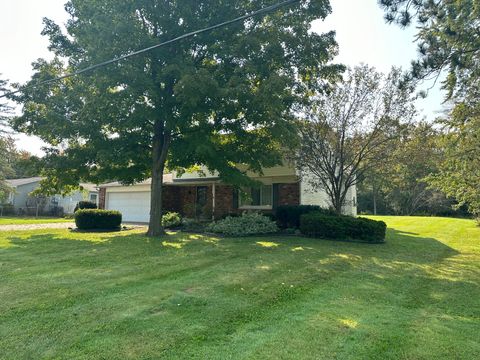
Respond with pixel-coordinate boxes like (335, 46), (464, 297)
(90, 194), (98, 204)
(239, 185), (273, 208)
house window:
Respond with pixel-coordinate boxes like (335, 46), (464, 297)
(239, 185), (273, 208)
(90, 194), (98, 204)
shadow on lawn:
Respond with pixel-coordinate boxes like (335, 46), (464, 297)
(1, 227), (459, 269)
(2, 227), (478, 359)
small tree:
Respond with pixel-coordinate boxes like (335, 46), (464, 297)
(0, 78), (14, 201)
(293, 65), (416, 214)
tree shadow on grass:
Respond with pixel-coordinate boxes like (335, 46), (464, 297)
(1, 227), (478, 359)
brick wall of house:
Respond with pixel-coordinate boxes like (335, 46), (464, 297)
(103, 181), (301, 220)
(214, 185), (236, 218)
(98, 188), (106, 209)
(278, 183), (300, 207)
(163, 186), (181, 213)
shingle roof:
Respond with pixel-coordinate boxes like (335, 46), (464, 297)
(80, 183), (99, 193)
(6, 178), (98, 192)
(100, 174), (174, 188)
(5, 177), (44, 187)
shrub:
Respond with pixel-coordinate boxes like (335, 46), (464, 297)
(181, 218), (207, 232)
(74, 201), (97, 213)
(75, 209), (122, 230)
(0, 204), (15, 216)
(300, 213), (386, 243)
(207, 212), (279, 237)
(276, 205), (336, 229)
(162, 212), (182, 228)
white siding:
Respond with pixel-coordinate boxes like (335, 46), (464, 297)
(299, 173), (331, 208)
(299, 172), (357, 216)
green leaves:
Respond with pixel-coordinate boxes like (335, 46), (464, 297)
(428, 103), (480, 219)
(379, 0), (480, 101)
(11, 0), (340, 191)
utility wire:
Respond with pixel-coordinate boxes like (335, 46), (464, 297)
(0, 0), (300, 99)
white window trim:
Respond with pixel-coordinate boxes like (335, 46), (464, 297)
(239, 185), (273, 209)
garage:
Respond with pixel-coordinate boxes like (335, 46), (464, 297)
(106, 191), (150, 223)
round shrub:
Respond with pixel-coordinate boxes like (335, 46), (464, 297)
(207, 212), (279, 237)
(162, 212), (182, 228)
(300, 213), (386, 243)
(75, 209), (122, 230)
(74, 201), (97, 213)
(276, 205), (336, 229)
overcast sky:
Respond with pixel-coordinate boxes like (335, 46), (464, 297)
(0, 0), (446, 156)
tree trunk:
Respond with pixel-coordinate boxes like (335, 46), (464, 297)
(147, 129), (170, 237)
(333, 192), (343, 215)
(373, 182), (377, 215)
(147, 161), (165, 237)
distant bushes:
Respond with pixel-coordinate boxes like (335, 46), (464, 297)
(74, 201), (97, 213)
(207, 212), (278, 237)
(276, 205), (336, 229)
(300, 213), (386, 243)
(75, 209), (122, 230)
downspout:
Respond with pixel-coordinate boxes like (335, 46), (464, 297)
(212, 183), (216, 220)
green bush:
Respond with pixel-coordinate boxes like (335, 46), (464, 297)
(300, 213), (386, 243)
(74, 201), (97, 213)
(207, 212), (279, 237)
(0, 204), (15, 216)
(276, 205), (336, 228)
(162, 212), (182, 228)
(181, 218), (207, 232)
(75, 209), (122, 230)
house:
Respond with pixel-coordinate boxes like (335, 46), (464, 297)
(99, 164), (357, 223)
(4, 177), (99, 215)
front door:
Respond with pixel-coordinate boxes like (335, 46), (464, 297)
(196, 186), (208, 219)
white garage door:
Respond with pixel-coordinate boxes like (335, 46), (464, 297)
(106, 192), (150, 223)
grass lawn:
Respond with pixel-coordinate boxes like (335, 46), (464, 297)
(0, 216), (479, 359)
(0, 217), (72, 225)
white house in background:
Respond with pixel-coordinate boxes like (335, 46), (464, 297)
(4, 177), (99, 215)
(99, 164), (357, 223)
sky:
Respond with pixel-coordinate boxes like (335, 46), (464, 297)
(0, 0), (446, 156)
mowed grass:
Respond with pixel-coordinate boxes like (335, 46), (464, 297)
(0, 217), (72, 225)
(0, 217), (479, 359)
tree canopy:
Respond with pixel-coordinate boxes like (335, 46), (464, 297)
(293, 65), (416, 214)
(10, 0), (342, 235)
(428, 103), (480, 222)
(379, 0), (480, 100)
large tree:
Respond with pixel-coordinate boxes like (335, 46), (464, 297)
(359, 122), (453, 216)
(379, 0), (480, 100)
(293, 65), (416, 214)
(10, 0), (342, 236)
(379, 0), (480, 221)
(428, 103), (480, 222)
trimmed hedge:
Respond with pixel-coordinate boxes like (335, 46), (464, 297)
(75, 209), (122, 230)
(300, 213), (386, 243)
(276, 205), (336, 229)
(74, 201), (97, 213)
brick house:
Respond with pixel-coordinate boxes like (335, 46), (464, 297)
(99, 165), (357, 223)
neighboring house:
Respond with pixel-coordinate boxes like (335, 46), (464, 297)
(4, 177), (99, 215)
(99, 164), (357, 223)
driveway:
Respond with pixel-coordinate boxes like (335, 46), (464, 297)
(0, 222), (75, 231)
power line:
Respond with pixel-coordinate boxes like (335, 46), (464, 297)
(0, 0), (300, 99)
